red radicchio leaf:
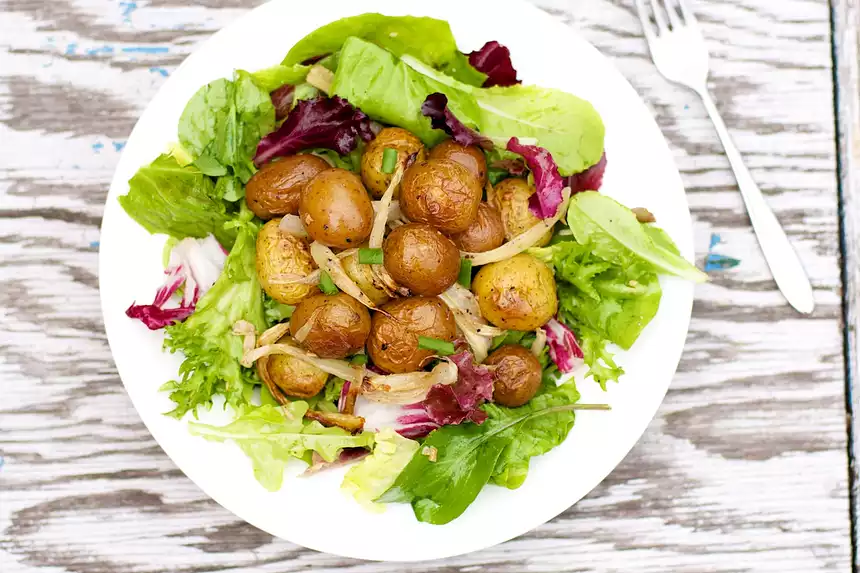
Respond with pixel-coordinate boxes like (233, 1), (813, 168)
(126, 236), (226, 330)
(300, 54), (329, 66)
(506, 137), (565, 219)
(468, 41), (521, 88)
(301, 448), (370, 476)
(544, 318), (585, 373)
(395, 351), (494, 438)
(421, 93), (494, 151)
(567, 152), (607, 193)
(270, 84), (295, 121)
(254, 95), (375, 167)
(491, 158), (526, 176)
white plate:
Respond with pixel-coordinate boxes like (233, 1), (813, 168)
(99, 0), (694, 561)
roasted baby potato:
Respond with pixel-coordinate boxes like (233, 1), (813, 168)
(472, 253), (558, 331)
(484, 344), (543, 407)
(383, 223), (460, 296)
(428, 139), (488, 186)
(245, 154), (330, 219)
(290, 292), (372, 359)
(367, 297), (456, 373)
(361, 127), (426, 198)
(300, 168), (374, 248)
(342, 250), (391, 306)
(256, 219), (318, 304)
(449, 202), (505, 253)
(260, 335), (329, 399)
(400, 159), (482, 233)
(494, 177), (552, 247)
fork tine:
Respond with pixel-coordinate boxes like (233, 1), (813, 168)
(647, 0), (669, 33)
(661, 0), (683, 29)
(633, 0), (659, 44)
(676, 0), (699, 26)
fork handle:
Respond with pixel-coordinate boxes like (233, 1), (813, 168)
(694, 87), (815, 314)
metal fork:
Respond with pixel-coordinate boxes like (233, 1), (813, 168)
(634, 0), (815, 314)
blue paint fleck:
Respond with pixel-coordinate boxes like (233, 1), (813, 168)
(149, 67), (169, 77)
(92, 142), (105, 153)
(0, 456), (4, 472)
(120, 1), (138, 20)
(684, 104), (690, 110)
(122, 46), (169, 54)
(86, 45), (115, 56)
(65, 43), (78, 55)
(704, 254), (741, 272)
(112, 140), (127, 152)
(90, 241), (101, 248)
(709, 233), (722, 249)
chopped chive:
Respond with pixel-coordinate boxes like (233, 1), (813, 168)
(358, 247), (384, 265)
(319, 270), (339, 295)
(381, 148), (398, 174)
(350, 353), (368, 366)
(418, 336), (455, 356)
(458, 258), (473, 288)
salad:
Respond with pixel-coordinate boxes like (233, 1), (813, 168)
(118, 13), (706, 525)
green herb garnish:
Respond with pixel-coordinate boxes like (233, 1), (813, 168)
(319, 270), (339, 295)
(358, 247), (384, 265)
(417, 336), (455, 356)
(381, 147), (398, 174)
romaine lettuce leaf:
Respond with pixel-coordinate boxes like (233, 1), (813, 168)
(178, 71), (275, 183)
(567, 192), (707, 282)
(342, 428), (418, 512)
(249, 63), (309, 93)
(118, 154), (237, 248)
(331, 38), (604, 175)
(380, 381), (583, 524)
(161, 223), (266, 418)
(282, 13), (486, 86)
(190, 402), (375, 492)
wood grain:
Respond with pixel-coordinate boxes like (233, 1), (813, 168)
(0, 0), (852, 571)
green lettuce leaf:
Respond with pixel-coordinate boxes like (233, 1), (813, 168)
(189, 402), (375, 492)
(331, 37), (604, 175)
(380, 382), (583, 524)
(567, 192), (707, 282)
(263, 295), (295, 327)
(249, 63), (309, 93)
(282, 13), (486, 86)
(178, 71), (275, 183)
(161, 223), (266, 418)
(342, 428), (419, 512)
(119, 154), (237, 248)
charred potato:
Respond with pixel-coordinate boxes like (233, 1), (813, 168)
(484, 345), (542, 407)
(400, 159), (482, 233)
(367, 297), (456, 373)
(361, 127), (426, 198)
(472, 253), (557, 331)
(383, 223), (460, 296)
(300, 168), (374, 248)
(342, 250), (391, 306)
(494, 177), (552, 247)
(428, 140), (487, 186)
(256, 219), (318, 304)
(260, 335), (329, 399)
(449, 203), (505, 253)
(245, 154), (330, 219)
(290, 292), (371, 359)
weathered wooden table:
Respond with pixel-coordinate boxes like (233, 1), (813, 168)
(1, 0), (858, 570)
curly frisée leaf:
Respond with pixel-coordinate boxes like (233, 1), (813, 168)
(160, 224), (266, 418)
(189, 402), (374, 492)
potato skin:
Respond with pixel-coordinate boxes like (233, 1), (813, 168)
(361, 127), (426, 198)
(428, 140), (487, 186)
(342, 250), (391, 306)
(290, 292), (371, 359)
(245, 154), (330, 219)
(367, 297), (456, 374)
(494, 177), (552, 247)
(472, 253), (558, 331)
(484, 345), (542, 407)
(263, 335), (329, 398)
(299, 168), (374, 248)
(256, 219), (318, 305)
(383, 223), (460, 296)
(400, 159), (482, 233)
(449, 203), (505, 253)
